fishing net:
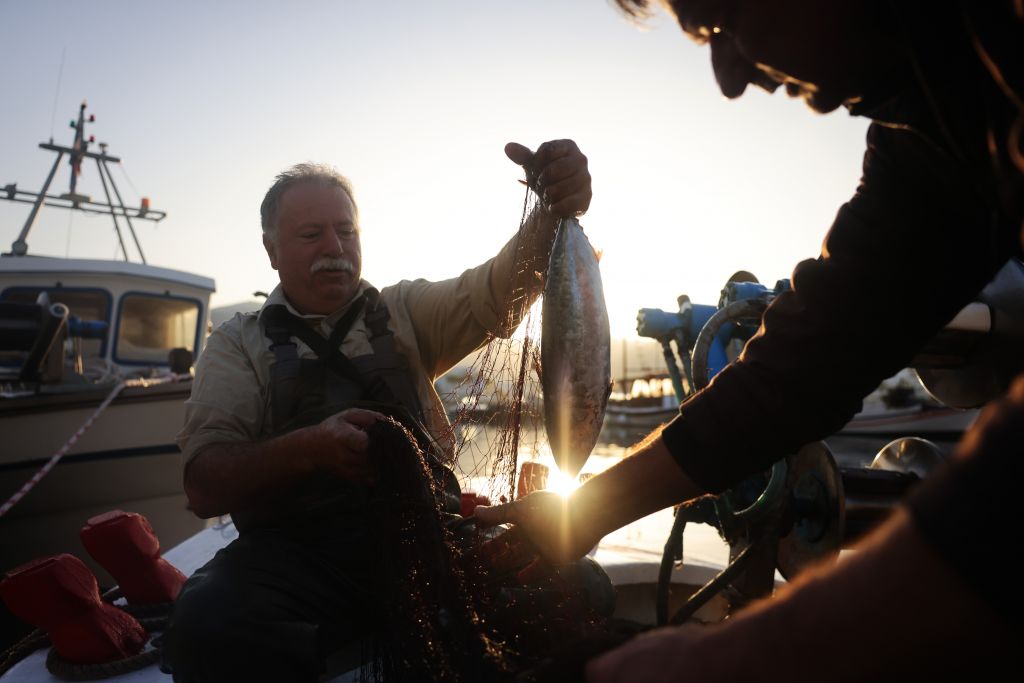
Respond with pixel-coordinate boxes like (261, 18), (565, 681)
(434, 186), (551, 505)
(358, 188), (617, 681)
(364, 417), (611, 683)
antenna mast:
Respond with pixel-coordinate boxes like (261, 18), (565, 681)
(3, 101), (165, 261)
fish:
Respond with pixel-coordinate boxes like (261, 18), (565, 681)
(541, 217), (611, 478)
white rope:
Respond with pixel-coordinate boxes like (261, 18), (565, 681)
(0, 373), (189, 518)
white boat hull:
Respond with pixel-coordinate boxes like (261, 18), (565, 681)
(0, 381), (206, 581)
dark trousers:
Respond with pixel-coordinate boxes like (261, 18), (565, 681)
(160, 520), (377, 682)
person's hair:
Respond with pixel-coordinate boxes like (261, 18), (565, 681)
(260, 163), (358, 239)
(613, 0), (662, 19)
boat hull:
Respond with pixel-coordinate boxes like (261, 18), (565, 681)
(0, 381), (207, 581)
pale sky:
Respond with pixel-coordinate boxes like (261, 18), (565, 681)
(1, 0), (871, 339)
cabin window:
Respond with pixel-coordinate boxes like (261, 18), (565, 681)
(0, 287), (111, 357)
(114, 294), (200, 365)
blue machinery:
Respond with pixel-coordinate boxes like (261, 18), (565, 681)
(637, 277), (790, 401)
(635, 275), (831, 623)
(629, 266), (1024, 625)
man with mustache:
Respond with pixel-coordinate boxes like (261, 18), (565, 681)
(161, 141), (592, 681)
(478, 1), (1023, 679)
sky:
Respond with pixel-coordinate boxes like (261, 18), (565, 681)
(0, 0), (871, 340)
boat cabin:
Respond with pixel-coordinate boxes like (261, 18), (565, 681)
(0, 256), (214, 388)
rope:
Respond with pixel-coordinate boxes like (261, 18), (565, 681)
(0, 630), (51, 677)
(46, 645), (161, 681)
(0, 373), (189, 518)
(0, 599), (172, 677)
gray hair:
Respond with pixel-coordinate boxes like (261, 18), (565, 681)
(260, 163), (358, 239)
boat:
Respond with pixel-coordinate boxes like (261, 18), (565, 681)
(3, 282), (1018, 681)
(0, 102), (214, 584)
(3, 168), (1021, 680)
(603, 374), (679, 429)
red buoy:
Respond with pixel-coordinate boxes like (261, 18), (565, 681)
(0, 554), (147, 664)
(516, 462), (550, 499)
(80, 510), (186, 604)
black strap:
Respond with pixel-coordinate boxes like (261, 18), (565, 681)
(326, 293), (368, 352)
(260, 293), (368, 388)
(362, 288), (392, 352)
(361, 288), (425, 413)
(259, 290), (430, 439)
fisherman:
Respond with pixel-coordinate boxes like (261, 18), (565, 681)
(477, 1), (1023, 678)
(160, 140), (593, 681)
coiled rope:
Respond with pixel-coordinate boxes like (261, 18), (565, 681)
(0, 586), (174, 679)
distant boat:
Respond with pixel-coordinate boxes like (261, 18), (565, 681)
(603, 374), (679, 429)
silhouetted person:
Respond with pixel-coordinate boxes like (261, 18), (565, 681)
(478, 2), (1023, 679)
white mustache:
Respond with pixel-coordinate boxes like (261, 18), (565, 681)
(310, 257), (356, 274)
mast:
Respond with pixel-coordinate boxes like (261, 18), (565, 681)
(3, 101), (166, 261)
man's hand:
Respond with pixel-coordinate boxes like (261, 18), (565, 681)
(313, 408), (384, 485)
(474, 490), (602, 566)
(476, 436), (703, 566)
(505, 139), (592, 218)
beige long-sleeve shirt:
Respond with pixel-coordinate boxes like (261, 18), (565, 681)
(178, 227), (546, 467)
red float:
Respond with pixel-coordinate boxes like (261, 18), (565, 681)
(0, 554), (147, 664)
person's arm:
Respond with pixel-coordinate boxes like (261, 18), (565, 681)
(589, 364), (1024, 681)
(586, 507), (1015, 682)
(475, 428), (703, 564)
(184, 408), (382, 518)
(398, 140), (592, 378)
(659, 122), (1005, 495)
(587, 376), (1024, 682)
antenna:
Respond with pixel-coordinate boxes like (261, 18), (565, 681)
(48, 48), (67, 144)
(3, 102), (167, 258)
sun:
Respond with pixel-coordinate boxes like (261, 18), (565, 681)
(545, 468), (581, 497)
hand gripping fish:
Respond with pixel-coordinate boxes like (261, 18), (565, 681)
(542, 217), (611, 478)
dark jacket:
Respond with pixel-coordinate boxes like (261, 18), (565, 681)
(661, 0), (1023, 618)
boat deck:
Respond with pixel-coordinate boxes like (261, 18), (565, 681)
(2, 510), (732, 682)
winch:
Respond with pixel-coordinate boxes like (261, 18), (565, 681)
(637, 260), (1024, 623)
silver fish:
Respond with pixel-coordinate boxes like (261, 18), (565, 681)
(542, 217), (611, 478)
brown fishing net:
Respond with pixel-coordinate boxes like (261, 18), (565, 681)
(358, 188), (617, 680)
(363, 417), (610, 682)
(434, 187), (550, 505)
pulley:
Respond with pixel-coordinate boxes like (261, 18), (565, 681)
(842, 437), (947, 541)
(776, 441), (845, 580)
(869, 436), (948, 478)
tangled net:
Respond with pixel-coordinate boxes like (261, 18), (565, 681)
(434, 187), (550, 505)
(364, 417), (609, 682)
(357, 187), (619, 680)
